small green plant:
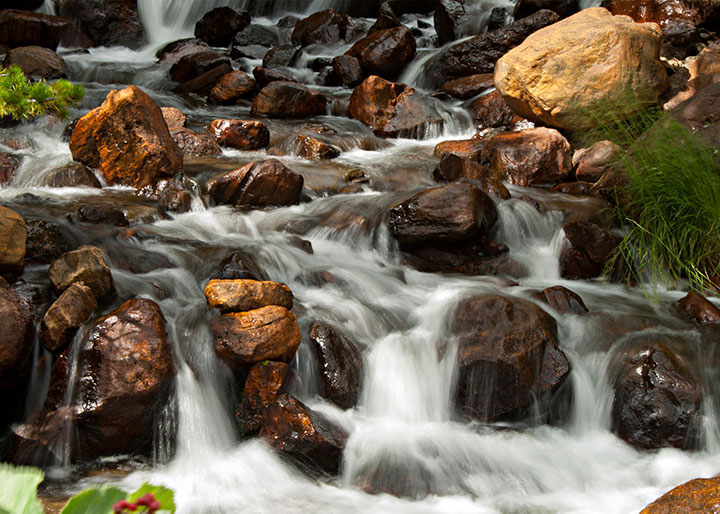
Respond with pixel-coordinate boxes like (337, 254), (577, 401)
(0, 64), (84, 121)
(0, 463), (44, 514)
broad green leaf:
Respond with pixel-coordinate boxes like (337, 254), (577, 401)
(60, 486), (127, 514)
(128, 483), (176, 513)
(0, 463), (44, 514)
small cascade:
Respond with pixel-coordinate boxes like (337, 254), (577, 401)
(137, 0), (234, 46)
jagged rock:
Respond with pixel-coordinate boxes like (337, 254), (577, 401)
(208, 70), (256, 105)
(212, 305), (301, 368)
(604, 0), (720, 28)
(24, 219), (68, 265)
(238, 360), (289, 433)
(640, 477), (720, 514)
(677, 291), (720, 324)
(40, 282), (97, 352)
(0, 9), (67, 50)
(48, 245), (115, 300)
(204, 279), (293, 313)
(194, 7), (250, 47)
(70, 86), (183, 188)
(136, 179), (192, 213)
(345, 25), (416, 80)
(251, 81), (326, 118)
(368, 2), (400, 34)
(540, 285), (588, 314)
(208, 119), (270, 150)
(434, 0), (467, 45)
(54, 0), (145, 49)
(0, 206), (26, 274)
(3, 45), (66, 79)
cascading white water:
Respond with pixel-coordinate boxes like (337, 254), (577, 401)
(137, 0), (234, 46)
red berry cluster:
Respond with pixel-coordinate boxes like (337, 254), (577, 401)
(113, 493), (162, 513)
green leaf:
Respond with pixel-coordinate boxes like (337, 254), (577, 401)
(0, 463), (45, 514)
(128, 483), (176, 513)
(60, 486), (127, 514)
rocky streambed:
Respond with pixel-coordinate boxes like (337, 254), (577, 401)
(2, 0), (720, 513)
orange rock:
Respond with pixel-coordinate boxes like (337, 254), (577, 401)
(0, 206), (26, 273)
(204, 279), (293, 312)
(640, 477), (720, 514)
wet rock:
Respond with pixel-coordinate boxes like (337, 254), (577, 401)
(262, 45), (301, 68)
(169, 50), (231, 83)
(156, 37), (211, 65)
(233, 24), (279, 48)
(432, 155), (510, 200)
(468, 90), (516, 128)
(434, 0), (467, 45)
(540, 285), (588, 314)
(253, 66), (296, 88)
(434, 137), (488, 160)
(485, 127), (572, 186)
(677, 291), (720, 324)
(424, 9), (559, 88)
(452, 294), (571, 421)
(573, 140), (622, 183)
(251, 81), (327, 119)
(161, 107), (186, 130)
(230, 44), (268, 60)
(560, 220), (621, 279)
(640, 477), (720, 514)
(0, 206), (26, 274)
(345, 25), (416, 80)
(0, 9), (67, 50)
(611, 341), (702, 450)
(76, 203), (128, 226)
(238, 360), (289, 433)
(70, 85), (183, 188)
(604, 0), (720, 28)
(0, 152), (16, 184)
(349, 75), (442, 138)
(260, 394), (348, 476)
(332, 55), (364, 87)
(4, 45), (66, 80)
(294, 134), (340, 160)
(0, 277), (34, 389)
(204, 279), (293, 313)
(495, 8), (668, 132)
(194, 7), (250, 47)
(170, 127), (222, 157)
(308, 322), (363, 409)
(214, 249), (267, 281)
(402, 246), (526, 277)
(208, 70), (256, 105)
(661, 18), (702, 60)
(45, 163), (101, 188)
(368, 2), (400, 34)
(291, 9), (353, 47)
(142, 179), (192, 213)
(24, 219), (68, 265)
(387, 181), (497, 248)
(40, 282), (97, 352)
(48, 245), (115, 300)
(54, 0), (145, 49)
(208, 119), (270, 150)
(177, 63), (233, 95)
(441, 73), (495, 100)
(212, 305), (301, 368)
(514, 0), (579, 19)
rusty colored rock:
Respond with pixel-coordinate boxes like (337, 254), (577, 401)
(0, 206), (26, 274)
(208, 70), (256, 105)
(208, 119), (270, 150)
(69, 86), (183, 188)
(161, 107), (186, 130)
(434, 137), (487, 160)
(48, 245), (115, 300)
(441, 73), (495, 100)
(640, 477), (720, 514)
(170, 50), (230, 83)
(677, 291), (720, 324)
(541, 285), (588, 314)
(605, 0), (720, 28)
(204, 279), (293, 313)
(238, 360), (289, 433)
(212, 305), (301, 368)
(309, 322), (363, 409)
(468, 90), (516, 128)
(345, 25), (416, 80)
(432, 155), (510, 200)
(251, 81), (327, 119)
(170, 127), (222, 157)
(40, 282), (97, 352)
(294, 134), (340, 160)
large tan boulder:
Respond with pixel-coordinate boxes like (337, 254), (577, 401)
(494, 7), (668, 132)
(70, 85), (183, 188)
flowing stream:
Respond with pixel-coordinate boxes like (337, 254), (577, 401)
(4, 1), (720, 513)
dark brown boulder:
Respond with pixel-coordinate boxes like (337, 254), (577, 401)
(24, 219), (68, 265)
(194, 7), (250, 47)
(262, 45), (301, 68)
(54, 0), (145, 49)
(441, 73), (495, 100)
(178, 63), (232, 95)
(0, 277), (34, 389)
(251, 81), (327, 118)
(424, 9), (560, 88)
(0, 206), (26, 274)
(540, 285), (588, 314)
(309, 322), (363, 409)
(387, 181), (497, 248)
(348, 75), (442, 138)
(70, 85), (183, 188)
(468, 90), (516, 128)
(677, 291), (720, 324)
(611, 341), (702, 450)
(260, 394), (348, 476)
(204, 279), (293, 313)
(514, 0), (579, 19)
(169, 127), (222, 157)
(4, 45), (66, 79)
(206, 159), (303, 209)
(156, 37), (211, 64)
(208, 70), (256, 105)
(432, 155), (510, 200)
(169, 50), (231, 83)
(252, 66), (296, 88)
(560, 220), (621, 279)
(572, 140), (622, 183)
(368, 1), (400, 34)
(40, 282), (97, 352)
(291, 9), (352, 47)
(208, 119), (270, 150)
(294, 134), (340, 160)
(345, 25), (416, 80)
(238, 360), (289, 433)
(48, 245), (115, 300)
(640, 477), (720, 514)
(0, 9), (67, 50)
(434, 0), (467, 45)
(212, 305), (301, 369)
(76, 203), (128, 226)
(452, 294), (571, 421)
(332, 55), (364, 87)
(485, 127), (572, 186)
(44, 163), (101, 188)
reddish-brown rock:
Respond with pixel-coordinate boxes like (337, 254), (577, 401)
(0, 152), (16, 184)
(452, 294), (571, 421)
(441, 73), (495, 100)
(573, 140), (622, 183)
(332, 55), (364, 87)
(252, 66), (295, 88)
(387, 181), (497, 248)
(677, 291), (720, 324)
(169, 50), (231, 83)
(44, 163), (101, 188)
(40, 282), (97, 352)
(349, 75), (442, 138)
(432, 155), (510, 200)
(204, 279), (293, 313)
(260, 394), (348, 475)
(76, 203), (128, 226)
(294, 134), (340, 160)
(48, 245), (115, 300)
(345, 25), (416, 79)
(0, 206), (26, 274)
(468, 90), (516, 128)
(238, 360), (289, 433)
(54, 0), (145, 49)
(434, 137), (488, 160)
(70, 86), (183, 188)
(291, 9), (353, 47)
(560, 220), (621, 279)
(156, 37), (211, 65)
(194, 7), (250, 47)
(640, 477), (720, 514)
(208, 119), (270, 150)
(540, 285), (588, 314)
(4, 45), (67, 80)
(212, 305), (301, 368)
(368, 1), (400, 34)
(170, 127), (222, 157)
(0, 9), (67, 50)
(485, 127), (572, 186)
(24, 219), (68, 265)
(206, 159), (303, 209)
(0, 277), (34, 389)
(309, 322), (364, 409)
(251, 81), (327, 119)
(208, 70), (256, 105)
(605, 0), (720, 28)
(612, 341), (702, 450)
